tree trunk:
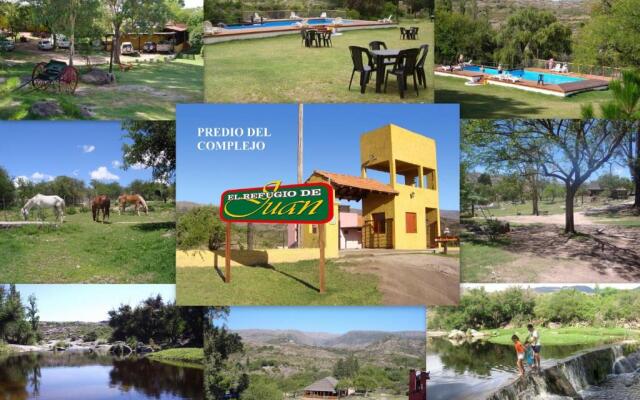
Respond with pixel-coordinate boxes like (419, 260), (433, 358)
(113, 24), (122, 65)
(471, 202), (475, 218)
(69, 11), (76, 66)
(565, 184), (576, 234)
(247, 223), (254, 250)
(634, 129), (640, 208)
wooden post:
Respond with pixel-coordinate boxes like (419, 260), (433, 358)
(318, 223), (326, 293)
(225, 222), (231, 283)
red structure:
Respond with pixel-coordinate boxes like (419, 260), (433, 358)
(409, 369), (428, 400)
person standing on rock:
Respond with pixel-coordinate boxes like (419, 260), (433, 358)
(512, 334), (526, 377)
(526, 324), (541, 371)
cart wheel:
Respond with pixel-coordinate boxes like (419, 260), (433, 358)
(59, 66), (79, 94)
(31, 62), (47, 89)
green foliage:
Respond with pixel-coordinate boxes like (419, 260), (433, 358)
(0, 166), (15, 206)
(121, 120), (176, 184)
(495, 7), (571, 66)
(574, 0), (640, 68)
(241, 376), (282, 400)
(108, 295), (204, 347)
(177, 206), (226, 250)
(435, 8), (495, 64)
(83, 330), (98, 342)
(595, 173), (633, 197)
(0, 285), (39, 345)
(534, 289), (596, 323)
(333, 354), (360, 378)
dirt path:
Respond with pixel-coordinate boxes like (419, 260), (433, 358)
(336, 252), (460, 305)
(499, 212), (594, 226)
(472, 223), (640, 283)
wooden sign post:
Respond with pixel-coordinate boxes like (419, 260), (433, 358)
(220, 180), (334, 291)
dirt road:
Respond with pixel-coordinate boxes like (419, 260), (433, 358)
(499, 212), (594, 226)
(336, 251), (460, 305)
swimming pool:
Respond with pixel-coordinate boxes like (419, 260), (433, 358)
(225, 18), (353, 30)
(464, 65), (585, 85)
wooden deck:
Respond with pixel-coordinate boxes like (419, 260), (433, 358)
(436, 66), (609, 97)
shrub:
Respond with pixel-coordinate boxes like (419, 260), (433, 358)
(177, 206), (225, 250)
(83, 331), (98, 342)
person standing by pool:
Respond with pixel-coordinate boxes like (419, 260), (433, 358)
(526, 324), (542, 371)
(498, 64), (503, 74)
(458, 54), (465, 66)
(537, 74), (544, 85)
(512, 334), (526, 377)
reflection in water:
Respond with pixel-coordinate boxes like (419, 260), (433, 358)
(427, 337), (590, 400)
(0, 352), (203, 400)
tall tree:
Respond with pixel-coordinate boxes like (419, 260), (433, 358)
(121, 120), (176, 184)
(464, 120), (627, 233)
(599, 70), (640, 208)
(105, 0), (169, 69)
(0, 166), (15, 208)
(495, 7), (571, 66)
(205, 307), (245, 400)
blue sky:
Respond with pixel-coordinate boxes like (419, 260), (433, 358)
(216, 306), (425, 333)
(0, 121), (153, 187)
(13, 284), (175, 322)
(177, 104), (460, 210)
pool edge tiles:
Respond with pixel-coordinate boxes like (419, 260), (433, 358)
(204, 20), (398, 44)
(435, 68), (610, 97)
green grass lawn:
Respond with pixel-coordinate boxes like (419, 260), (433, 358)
(147, 348), (204, 367)
(476, 200), (569, 217)
(0, 57), (203, 120)
(205, 20), (433, 103)
(177, 259), (382, 305)
(460, 241), (517, 282)
(486, 327), (640, 346)
(435, 75), (612, 118)
(0, 202), (175, 283)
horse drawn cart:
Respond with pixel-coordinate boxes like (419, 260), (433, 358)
(30, 60), (79, 94)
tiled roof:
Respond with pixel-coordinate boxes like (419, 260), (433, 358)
(304, 377), (338, 392)
(311, 170), (397, 195)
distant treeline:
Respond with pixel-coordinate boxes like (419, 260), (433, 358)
(431, 287), (640, 331)
(205, 0), (433, 23)
(0, 167), (175, 208)
(108, 295), (204, 349)
(436, 0), (640, 68)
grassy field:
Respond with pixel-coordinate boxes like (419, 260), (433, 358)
(460, 240), (518, 282)
(205, 20), (433, 103)
(147, 348), (205, 367)
(486, 327), (640, 346)
(0, 56), (203, 120)
(435, 75), (612, 118)
(472, 198), (635, 218)
(0, 202), (175, 283)
(177, 259), (382, 305)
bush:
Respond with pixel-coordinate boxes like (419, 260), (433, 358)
(177, 206), (225, 250)
(66, 207), (77, 215)
(83, 331), (98, 342)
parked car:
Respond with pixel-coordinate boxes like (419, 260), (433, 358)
(56, 34), (70, 49)
(156, 40), (174, 53)
(120, 41), (138, 56)
(0, 37), (15, 51)
(37, 38), (54, 50)
(142, 41), (157, 53)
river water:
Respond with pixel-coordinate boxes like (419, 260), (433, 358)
(0, 352), (204, 399)
(427, 337), (590, 400)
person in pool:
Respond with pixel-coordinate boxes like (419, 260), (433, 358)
(526, 324), (541, 371)
(512, 334), (526, 377)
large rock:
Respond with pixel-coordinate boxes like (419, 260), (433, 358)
(30, 100), (63, 117)
(80, 69), (113, 85)
(109, 341), (132, 356)
(448, 329), (466, 340)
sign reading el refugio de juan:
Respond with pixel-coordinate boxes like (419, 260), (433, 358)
(220, 181), (334, 224)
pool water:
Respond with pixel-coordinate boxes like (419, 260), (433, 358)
(464, 65), (585, 85)
(226, 18), (353, 30)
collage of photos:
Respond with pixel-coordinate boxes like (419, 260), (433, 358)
(2, 0), (640, 399)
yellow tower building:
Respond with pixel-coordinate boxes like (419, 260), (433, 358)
(302, 124), (440, 251)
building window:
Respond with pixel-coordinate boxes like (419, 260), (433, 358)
(406, 212), (417, 233)
(372, 213), (386, 234)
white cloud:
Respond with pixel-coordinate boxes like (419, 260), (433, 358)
(131, 162), (147, 170)
(31, 172), (55, 182)
(12, 176), (30, 188)
(111, 160), (122, 168)
(90, 166), (120, 182)
(81, 145), (96, 153)
(72, 169), (80, 177)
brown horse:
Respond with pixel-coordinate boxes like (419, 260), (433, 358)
(118, 194), (148, 216)
(91, 195), (110, 223)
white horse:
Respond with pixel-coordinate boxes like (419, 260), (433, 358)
(21, 194), (66, 224)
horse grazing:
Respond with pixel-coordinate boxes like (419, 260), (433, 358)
(91, 195), (111, 223)
(118, 194), (148, 216)
(21, 194), (65, 224)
